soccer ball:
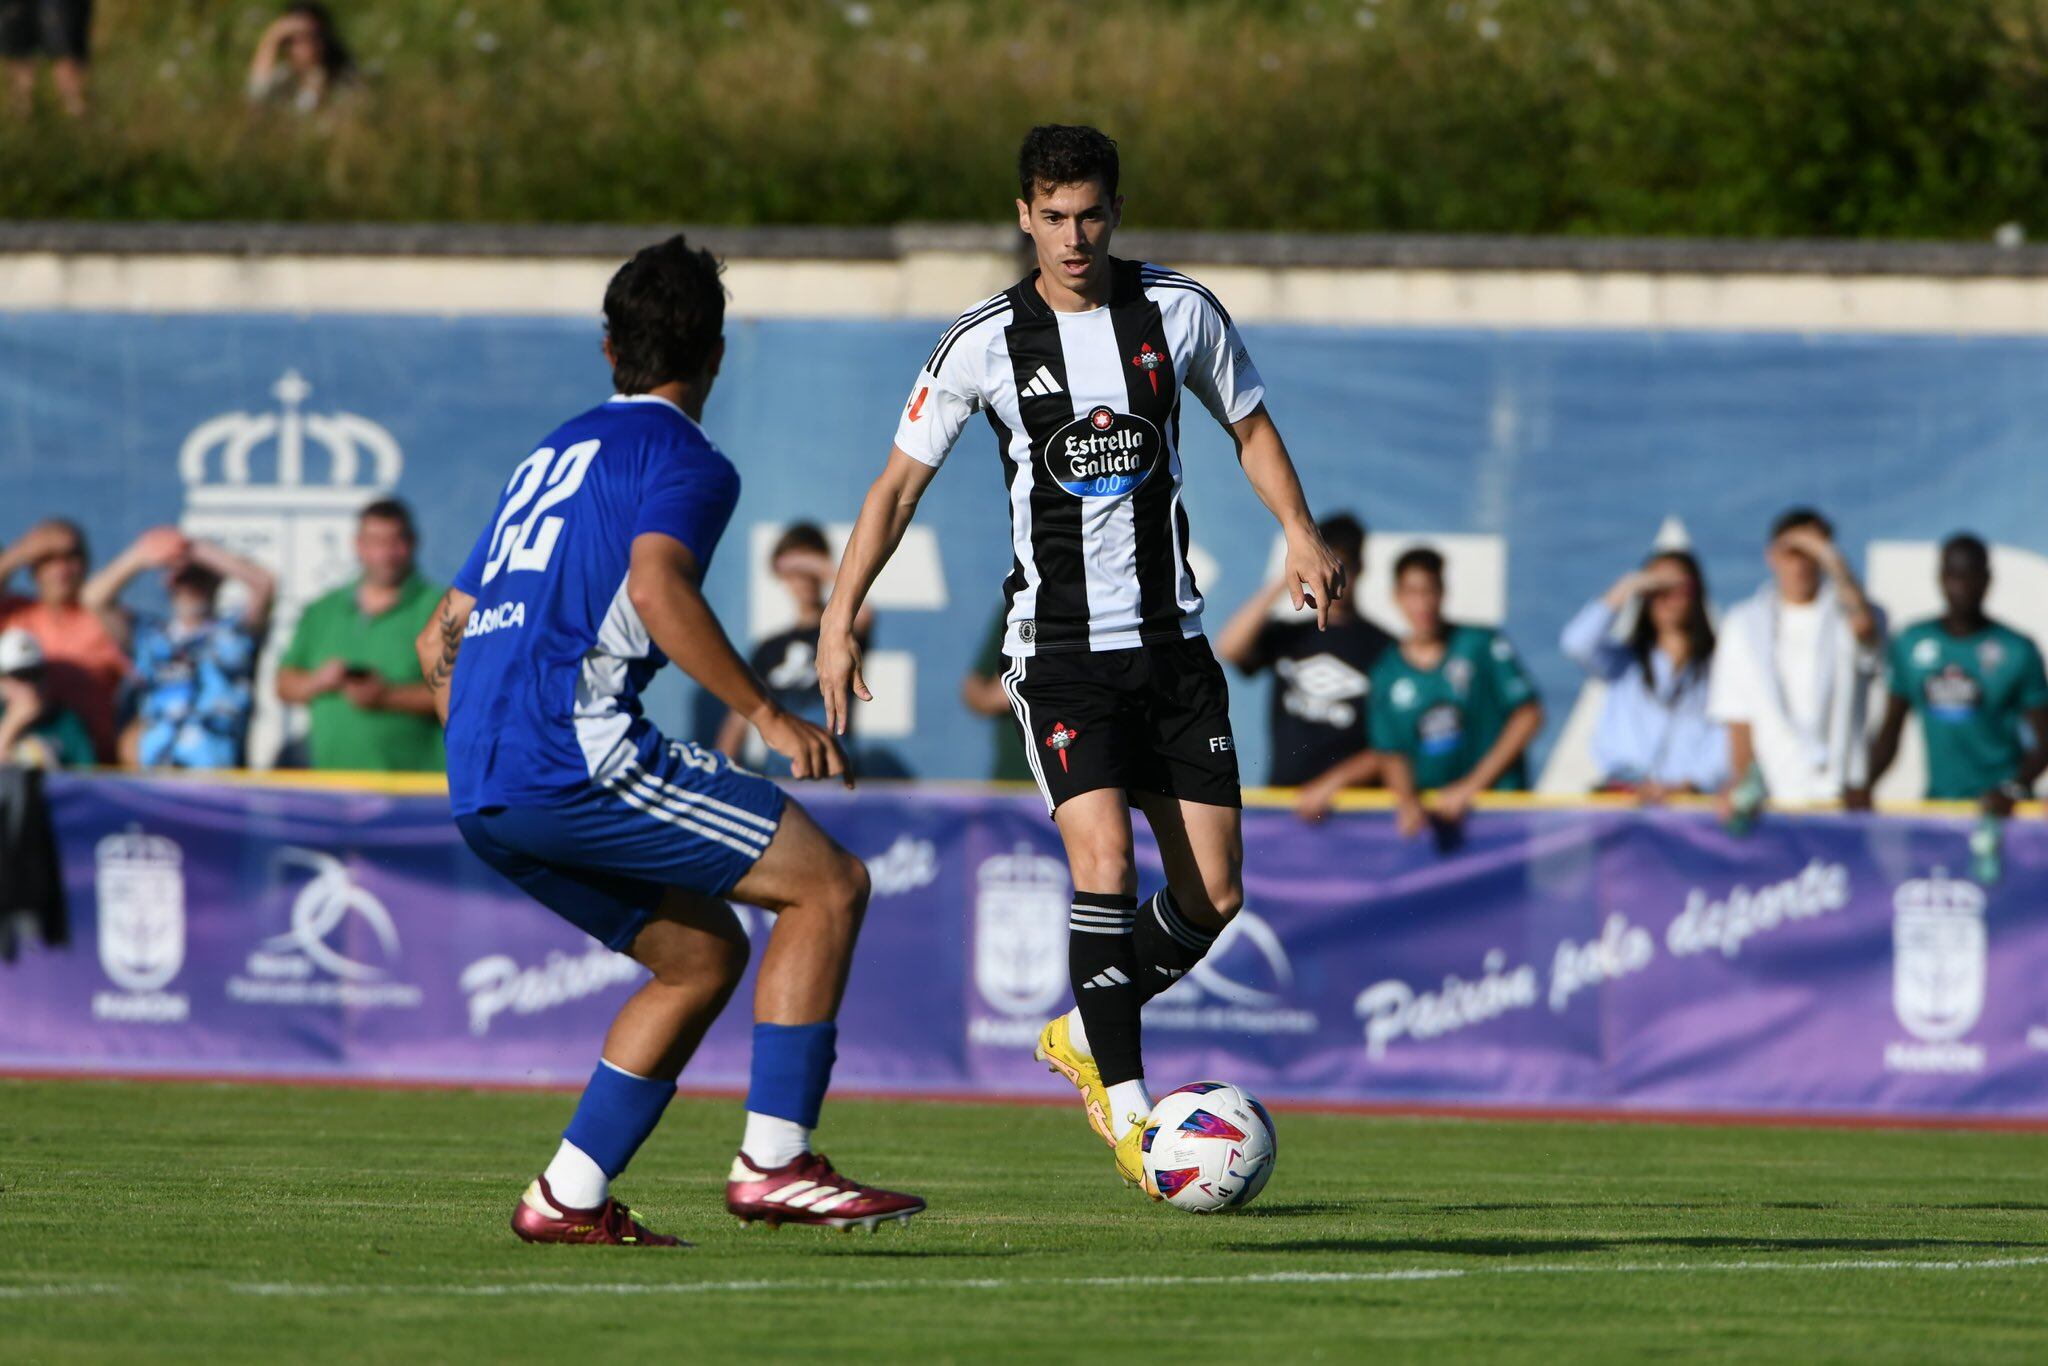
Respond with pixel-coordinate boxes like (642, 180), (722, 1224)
(1139, 1081), (1277, 1213)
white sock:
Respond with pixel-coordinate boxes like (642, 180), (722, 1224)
(742, 1112), (811, 1168)
(1107, 1079), (1153, 1139)
(1064, 1006), (1092, 1059)
(541, 1139), (609, 1210)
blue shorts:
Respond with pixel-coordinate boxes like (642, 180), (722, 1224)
(457, 739), (787, 952)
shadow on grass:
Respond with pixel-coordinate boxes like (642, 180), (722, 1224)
(1228, 1234), (2047, 1258)
(1438, 1200), (2048, 1216)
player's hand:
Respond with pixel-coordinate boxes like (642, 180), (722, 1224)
(1394, 795), (1429, 839)
(1284, 525), (1346, 631)
(756, 704), (854, 788)
(815, 618), (870, 737)
(1434, 779), (1479, 823)
(307, 659), (351, 695)
(133, 525), (190, 570)
(341, 673), (388, 710)
(1840, 785), (1874, 813)
(1293, 776), (1339, 823)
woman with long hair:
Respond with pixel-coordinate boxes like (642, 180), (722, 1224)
(1560, 549), (1727, 800)
(247, 2), (354, 113)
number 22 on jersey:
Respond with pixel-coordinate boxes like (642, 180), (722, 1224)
(482, 438), (601, 584)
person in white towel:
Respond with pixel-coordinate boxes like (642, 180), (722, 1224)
(1708, 507), (1885, 813)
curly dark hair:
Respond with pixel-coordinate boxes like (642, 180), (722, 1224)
(1018, 124), (1120, 202)
(603, 235), (727, 395)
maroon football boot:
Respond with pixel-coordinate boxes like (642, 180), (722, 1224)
(510, 1175), (689, 1247)
(725, 1152), (926, 1231)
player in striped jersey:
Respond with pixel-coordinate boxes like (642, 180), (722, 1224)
(819, 126), (1345, 1190)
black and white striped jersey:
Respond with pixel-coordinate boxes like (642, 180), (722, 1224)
(892, 258), (1265, 656)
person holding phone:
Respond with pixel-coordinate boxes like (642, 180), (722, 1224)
(275, 499), (444, 771)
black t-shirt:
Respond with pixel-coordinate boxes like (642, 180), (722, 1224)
(1242, 615), (1395, 786)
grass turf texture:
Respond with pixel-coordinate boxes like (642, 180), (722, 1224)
(2, 1081), (2045, 1363)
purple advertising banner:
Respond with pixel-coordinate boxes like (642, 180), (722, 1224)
(6, 775), (2047, 1118)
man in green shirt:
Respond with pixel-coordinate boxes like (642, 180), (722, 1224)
(276, 499), (445, 772)
(1297, 545), (1543, 831)
(1861, 534), (2048, 811)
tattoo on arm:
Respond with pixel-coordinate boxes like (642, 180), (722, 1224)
(426, 597), (464, 698)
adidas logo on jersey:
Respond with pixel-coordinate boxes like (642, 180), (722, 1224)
(1020, 366), (1064, 398)
(1082, 967), (1131, 990)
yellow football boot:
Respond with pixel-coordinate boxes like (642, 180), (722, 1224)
(1114, 1114), (1159, 1198)
(1034, 1014), (1115, 1147)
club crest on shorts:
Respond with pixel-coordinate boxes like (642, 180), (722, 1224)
(1044, 721), (1081, 772)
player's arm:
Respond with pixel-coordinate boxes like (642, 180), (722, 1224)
(630, 532), (849, 785)
(1214, 576), (1288, 671)
(1437, 700), (1545, 821)
(2017, 703), (2048, 797)
(1226, 406), (1344, 631)
(1848, 695), (1911, 810)
(415, 587), (473, 726)
(818, 449), (941, 735)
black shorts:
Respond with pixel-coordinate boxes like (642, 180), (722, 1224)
(1000, 635), (1241, 815)
(0, 0), (91, 61)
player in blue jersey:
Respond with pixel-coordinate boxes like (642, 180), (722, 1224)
(416, 236), (923, 1244)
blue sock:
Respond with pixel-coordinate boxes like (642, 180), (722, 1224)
(561, 1060), (675, 1179)
(746, 1022), (838, 1128)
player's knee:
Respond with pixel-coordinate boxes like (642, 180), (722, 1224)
(1204, 872), (1245, 921)
(822, 847), (870, 926)
(1068, 843), (1136, 897)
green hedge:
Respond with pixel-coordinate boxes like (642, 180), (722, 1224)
(4, 0), (2047, 236)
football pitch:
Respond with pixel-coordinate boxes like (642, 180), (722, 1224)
(2, 1081), (2044, 1363)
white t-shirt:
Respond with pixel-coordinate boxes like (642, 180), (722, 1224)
(1774, 599), (1827, 738)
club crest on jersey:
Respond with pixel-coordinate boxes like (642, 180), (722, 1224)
(1043, 406), (1161, 500)
(1044, 721), (1080, 772)
(1131, 342), (1166, 395)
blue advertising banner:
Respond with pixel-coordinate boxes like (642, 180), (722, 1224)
(5, 311), (2048, 784)
(7, 775), (2046, 1118)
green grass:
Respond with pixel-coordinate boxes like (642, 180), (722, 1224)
(2, 1080), (2046, 1363)
(9, 0), (2048, 236)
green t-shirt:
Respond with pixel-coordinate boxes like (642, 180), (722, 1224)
(1368, 623), (1538, 791)
(973, 610), (1035, 783)
(9, 702), (96, 769)
(281, 574), (446, 772)
(1888, 618), (2048, 800)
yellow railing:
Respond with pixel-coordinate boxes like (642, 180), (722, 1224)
(65, 767), (2037, 819)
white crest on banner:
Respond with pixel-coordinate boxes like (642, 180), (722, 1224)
(94, 827), (185, 993)
(1891, 870), (1987, 1044)
(972, 843), (1070, 1017)
(178, 371), (404, 766)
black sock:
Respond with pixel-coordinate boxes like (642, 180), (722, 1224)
(1133, 886), (1221, 1004)
(1068, 891), (1144, 1087)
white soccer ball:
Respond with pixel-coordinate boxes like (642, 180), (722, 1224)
(1139, 1081), (1277, 1213)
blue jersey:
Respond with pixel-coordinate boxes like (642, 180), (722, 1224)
(446, 395), (741, 817)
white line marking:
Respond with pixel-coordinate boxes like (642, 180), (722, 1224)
(207, 1253), (2048, 1298)
(10, 1255), (2043, 1302)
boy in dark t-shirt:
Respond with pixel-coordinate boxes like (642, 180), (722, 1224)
(1216, 513), (1391, 786)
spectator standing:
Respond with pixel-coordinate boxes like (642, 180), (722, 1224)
(1858, 534), (2048, 812)
(0, 0), (92, 117)
(275, 499), (444, 772)
(714, 523), (870, 776)
(0, 628), (94, 768)
(1559, 550), (1727, 799)
(0, 520), (128, 762)
(247, 2), (354, 113)
(960, 604), (1034, 783)
(1708, 507), (1884, 810)
(1295, 546), (1542, 829)
(82, 527), (276, 769)
(1215, 513), (1393, 787)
